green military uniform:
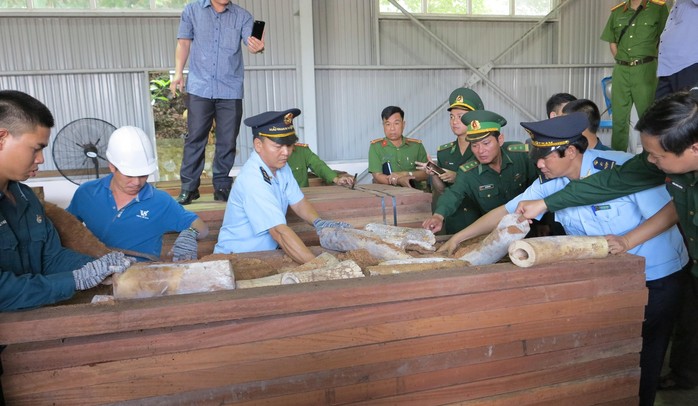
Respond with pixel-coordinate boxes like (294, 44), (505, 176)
(436, 141), (480, 234)
(435, 142), (538, 218)
(601, 0), (668, 151)
(368, 136), (428, 189)
(288, 143), (338, 187)
(432, 87), (486, 234)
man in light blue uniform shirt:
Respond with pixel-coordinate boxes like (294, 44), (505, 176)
(214, 109), (350, 264)
(440, 113), (688, 406)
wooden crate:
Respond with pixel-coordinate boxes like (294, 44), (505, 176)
(0, 254), (646, 405)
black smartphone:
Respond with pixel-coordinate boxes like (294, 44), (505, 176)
(426, 161), (446, 175)
(382, 162), (392, 175)
(252, 20), (265, 40)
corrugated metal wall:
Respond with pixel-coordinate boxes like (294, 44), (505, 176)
(1, 0), (622, 171)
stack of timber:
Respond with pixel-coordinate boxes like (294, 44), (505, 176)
(157, 180), (432, 260)
(0, 254), (647, 405)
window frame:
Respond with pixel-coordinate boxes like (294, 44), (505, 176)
(378, 0), (556, 19)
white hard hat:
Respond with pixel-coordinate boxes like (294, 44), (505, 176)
(106, 126), (157, 177)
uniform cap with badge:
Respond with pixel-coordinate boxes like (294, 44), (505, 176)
(244, 108), (301, 146)
(448, 88), (485, 112)
(462, 110), (507, 143)
(520, 112), (589, 161)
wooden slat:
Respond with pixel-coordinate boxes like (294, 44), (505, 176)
(0, 256), (647, 404)
(3, 282), (644, 373)
(0, 256), (645, 344)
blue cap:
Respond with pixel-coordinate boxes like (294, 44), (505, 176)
(244, 108), (301, 145)
(520, 113), (588, 161)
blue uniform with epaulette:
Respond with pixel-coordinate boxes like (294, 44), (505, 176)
(215, 108), (306, 254)
(215, 150), (304, 254)
(517, 113), (686, 406)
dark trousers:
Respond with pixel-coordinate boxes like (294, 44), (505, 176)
(180, 95), (243, 191)
(666, 269), (698, 387)
(639, 268), (684, 406)
(655, 62), (698, 100)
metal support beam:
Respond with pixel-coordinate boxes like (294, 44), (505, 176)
(387, 0), (575, 137)
(298, 0), (318, 150)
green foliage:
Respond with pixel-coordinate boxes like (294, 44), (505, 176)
(379, 0), (550, 16)
(149, 73), (172, 107)
(32, 0), (94, 8)
(0, 0), (28, 8)
(2, 0), (187, 9)
(428, 0), (468, 14)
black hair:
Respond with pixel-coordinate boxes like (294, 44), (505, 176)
(635, 91), (698, 155)
(562, 99), (600, 134)
(0, 90), (55, 135)
(550, 136), (589, 158)
(381, 106), (405, 121)
(545, 93), (577, 116)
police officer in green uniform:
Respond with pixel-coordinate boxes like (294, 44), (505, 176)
(368, 106), (428, 189)
(515, 90), (698, 394)
(418, 88), (484, 234)
(423, 110), (538, 234)
(287, 143), (354, 188)
(602, 0), (668, 152)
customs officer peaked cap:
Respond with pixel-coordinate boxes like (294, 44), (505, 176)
(244, 108), (301, 146)
(462, 110), (507, 142)
(521, 112), (588, 161)
(448, 88), (484, 112)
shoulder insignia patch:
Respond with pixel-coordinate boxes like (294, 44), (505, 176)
(294, 143), (308, 148)
(611, 2), (625, 11)
(370, 138), (384, 144)
(459, 160), (479, 173)
(438, 141), (455, 152)
(260, 166), (272, 185)
(592, 157), (616, 171)
(406, 137), (422, 144)
(507, 143), (529, 153)
(538, 175), (552, 184)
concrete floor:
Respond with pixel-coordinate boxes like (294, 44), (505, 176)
(655, 384), (698, 405)
(654, 350), (698, 406)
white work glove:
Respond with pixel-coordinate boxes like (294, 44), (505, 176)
(73, 252), (133, 291)
(171, 228), (199, 262)
(313, 218), (352, 234)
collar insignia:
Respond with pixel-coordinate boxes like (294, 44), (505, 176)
(260, 167), (272, 185)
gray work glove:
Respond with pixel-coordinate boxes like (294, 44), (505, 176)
(73, 252), (133, 291)
(171, 228), (199, 262)
(313, 218), (352, 234)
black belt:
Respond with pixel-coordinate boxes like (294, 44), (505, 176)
(615, 56), (656, 66)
